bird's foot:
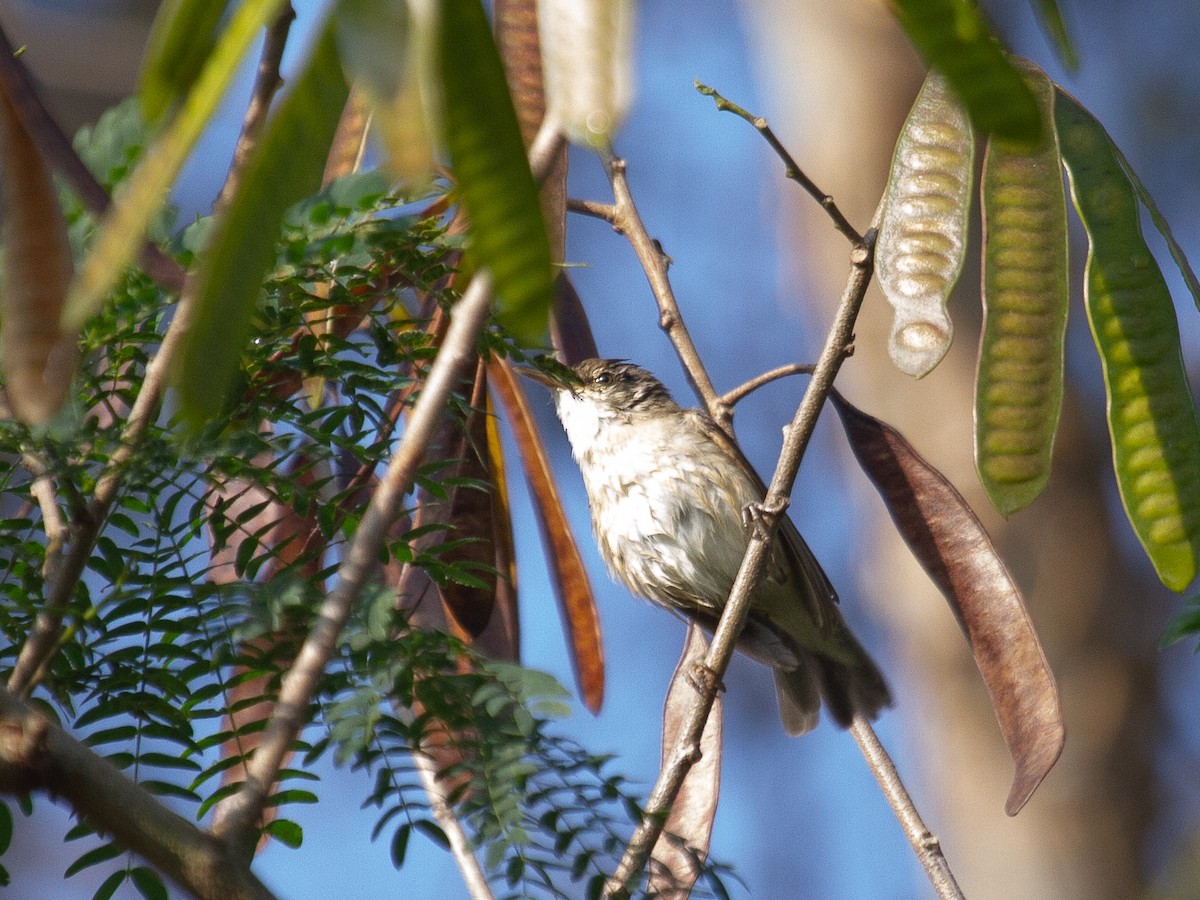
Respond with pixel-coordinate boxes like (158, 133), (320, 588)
(741, 497), (789, 540)
(686, 661), (724, 697)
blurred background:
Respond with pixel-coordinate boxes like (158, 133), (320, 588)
(2, 0), (1199, 897)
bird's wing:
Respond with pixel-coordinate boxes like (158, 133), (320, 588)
(688, 410), (837, 633)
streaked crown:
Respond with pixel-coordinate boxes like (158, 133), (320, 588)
(569, 359), (679, 417)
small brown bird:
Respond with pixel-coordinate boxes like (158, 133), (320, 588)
(525, 358), (889, 734)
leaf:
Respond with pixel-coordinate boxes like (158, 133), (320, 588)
(93, 870), (128, 900)
(0, 801), (10, 854)
(830, 391), (1063, 815)
(1029, 0), (1078, 70)
(1056, 89), (1200, 592)
(64, 0), (290, 329)
(139, 0), (235, 123)
(890, 0), (1042, 143)
(264, 818), (304, 848)
(549, 273), (599, 365)
(129, 866), (169, 900)
(1160, 597), (1200, 651)
(64, 841), (122, 876)
(0, 84), (78, 424)
(877, 70), (974, 378)
(437, 0), (553, 346)
(177, 15), (349, 428)
(976, 60), (1069, 514)
(491, 355), (605, 713)
(648, 624), (721, 898)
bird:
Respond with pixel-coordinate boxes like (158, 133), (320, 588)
(522, 358), (890, 735)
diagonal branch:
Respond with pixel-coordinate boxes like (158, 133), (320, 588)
(212, 272), (496, 856)
(0, 687), (275, 900)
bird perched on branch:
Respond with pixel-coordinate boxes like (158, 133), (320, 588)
(523, 358), (889, 734)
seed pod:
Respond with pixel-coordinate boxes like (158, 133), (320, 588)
(1057, 89), (1200, 592)
(878, 70), (975, 378)
(538, 0), (634, 148)
(976, 60), (1069, 515)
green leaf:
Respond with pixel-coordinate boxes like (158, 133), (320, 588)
(390, 823), (411, 868)
(1160, 597), (1200, 650)
(437, 0), (553, 345)
(176, 16), (349, 428)
(139, 0), (236, 123)
(264, 818), (304, 848)
(64, 841), (122, 877)
(129, 866), (169, 900)
(891, 0), (1042, 144)
(63, 0), (290, 330)
(1057, 89), (1200, 592)
(976, 61), (1069, 514)
(93, 870), (128, 900)
(0, 802), (10, 854)
(1029, 0), (1077, 69)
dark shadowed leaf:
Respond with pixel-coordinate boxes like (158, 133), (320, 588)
(550, 273), (598, 366)
(490, 355), (604, 712)
(178, 17), (349, 427)
(649, 623), (721, 898)
(0, 86), (78, 424)
(831, 391), (1063, 815)
(890, 0), (1041, 144)
(437, 0), (553, 345)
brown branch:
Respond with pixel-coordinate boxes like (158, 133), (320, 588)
(0, 687), (274, 900)
(0, 22), (185, 293)
(215, 3), (296, 212)
(595, 150), (730, 431)
(851, 717), (964, 899)
(411, 747), (495, 900)
(719, 362), (815, 408)
(696, 83), (862, 245)
(212, 272), (496, 857)
(602, 230), (879, 897)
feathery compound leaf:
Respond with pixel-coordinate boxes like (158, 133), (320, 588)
(831, 392), (1063, 815)
(890, 0), (1042, 144)
(139, 0), (235, 123)
(1056, 90), (1200, 592)
(878, 70), (973, 378)
(976, 61), (1069, 515)
(0, 87), (78, 424)
(177, 18), (349, 428)
(63, 0), (290, 330)
(437, 0), (553, 346)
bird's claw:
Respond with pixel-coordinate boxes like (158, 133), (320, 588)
(741, 498), (788, 539)
(687, 661), (724, 697)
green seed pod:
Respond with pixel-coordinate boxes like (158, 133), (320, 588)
(1057, 90), (1200, 592)
(878, 70), (975, 378)
(976, 61), (1069, 515)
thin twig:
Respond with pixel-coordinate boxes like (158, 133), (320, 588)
(213, 273), (496, 857)
(697, 82), (862, 245)
(0, 687), (275, 900)
(603, 231), (878, 898)
(719, 362), (815, 408)
(567, 197), (617, 221)
(851, 717), (964, 899)
(596, 150), (731, 431)
(0, 23), (185, 292)
(216, 3), (296, 212)
(412, 748), (495, 900)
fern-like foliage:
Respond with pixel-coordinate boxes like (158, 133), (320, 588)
(0, 101), (732, 898)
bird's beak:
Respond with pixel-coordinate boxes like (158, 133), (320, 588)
(514, 364), (576, 392)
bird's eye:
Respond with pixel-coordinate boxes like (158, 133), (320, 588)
(594, 372), (612, 386)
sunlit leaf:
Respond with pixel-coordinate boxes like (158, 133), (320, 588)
(437, 0), (553, 346)
(492, 356), (604, 712)
(976, 60), (1068, 514)
(64, 0), (290, 329)
(139, 0), (235, 123)
(1056, 89), (1200, 592)
(0, 86), (78, 424)
(831, 391), (1063, 815)
(648, 624), (721, 898)
(890, 0), (1042, 143)
(177, 16), (349, 427)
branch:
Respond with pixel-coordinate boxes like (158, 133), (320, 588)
(593, 150), (730, 431)
(603, 230), (878, 897)
(215, 3), (296, 212)
(0, 688), (274, 900)
(213, 272), (496, 855)
(851, 718), (964, 899)
(696, 82), (862, 244)
(0, 22), (185, 293)
(411, 748), (495, 900)
(719, 362), (815, 408)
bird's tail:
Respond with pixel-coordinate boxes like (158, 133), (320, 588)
(774, 623), (890, 736)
